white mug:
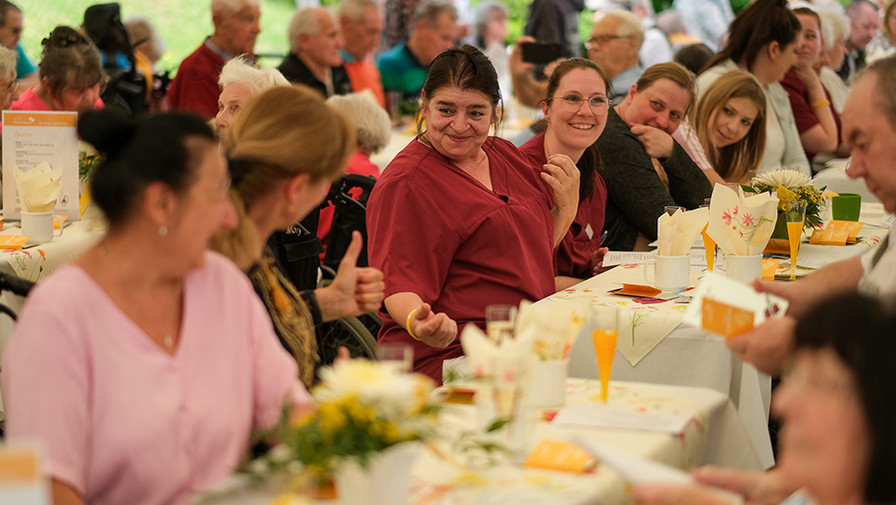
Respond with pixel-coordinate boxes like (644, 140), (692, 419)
(726, 254), (763, 284)
(526, 360), (568, 409)
(21, 211), (63, 245)
(644, 255), (690, 291)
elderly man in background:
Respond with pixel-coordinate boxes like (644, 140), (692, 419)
(837, 0), (880, 83)
(0, 1), (34, 97)
(168, 0), (261, 119)
(588, 10), (645, 105)
(338, 0), (385, 107)
(0, 44), (16, 109)
(597, 62), (712, 251)
(279, 7), (352, 97)
(377, 0), (457, 117)
(730, 56), (896, 375)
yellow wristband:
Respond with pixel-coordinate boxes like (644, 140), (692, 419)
(810, 99), (830, 108)
(406, 308), (420, 341)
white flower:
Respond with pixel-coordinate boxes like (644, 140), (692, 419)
(313, 360), (436, 430)
(751, 169), (812, 190)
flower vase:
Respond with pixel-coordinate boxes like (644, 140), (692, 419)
(335, 441), (421, 505)
(771, 210), (788, 239)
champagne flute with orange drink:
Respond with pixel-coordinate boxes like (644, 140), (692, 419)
(785, 200), (807, 280)
(591, 305), (618, 403)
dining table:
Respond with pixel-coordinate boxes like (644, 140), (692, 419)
(539, 202), (891, 470)
(195, 378), (762, 505)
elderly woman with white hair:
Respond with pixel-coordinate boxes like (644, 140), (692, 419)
(317, 90), (391, 255)
(215, 55), (289, 137)
(816, 7), (852, 113)
(0, 44), (17, 109)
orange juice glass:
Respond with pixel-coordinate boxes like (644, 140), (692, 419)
(785, 200), (807, 280)
(591, 305), (618, 402)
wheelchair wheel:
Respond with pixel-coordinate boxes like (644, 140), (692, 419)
(317, 316), (378, 365)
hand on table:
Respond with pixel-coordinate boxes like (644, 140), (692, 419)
(408, 303), (458, 348)
(630, 124), (676, 159)
(727, 316), (796, 376)
(591, 246), (609, 276)
(317, 231), (385, 322)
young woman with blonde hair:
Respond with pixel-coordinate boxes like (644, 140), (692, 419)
(213, 85), (384, 386)
(691, 70), (767, 183)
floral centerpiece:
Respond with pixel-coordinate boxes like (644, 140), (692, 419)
(743, 169), (835, 231)
(239, 359), (439, 502)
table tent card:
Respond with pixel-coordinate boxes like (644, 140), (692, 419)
(0, 443), (50, 505)
(2, 111), (80, 221)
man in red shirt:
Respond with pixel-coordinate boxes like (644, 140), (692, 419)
(168, 0), (261, 119)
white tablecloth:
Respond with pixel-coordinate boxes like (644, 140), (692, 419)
(197, 380), (761, 505)
(540, 204), (889, 471)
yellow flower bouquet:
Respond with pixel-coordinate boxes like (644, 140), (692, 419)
(241, 360), (440, 488)
(743, 169), (836, 231)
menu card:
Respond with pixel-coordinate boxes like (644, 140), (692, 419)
(2, 111), (80, 220)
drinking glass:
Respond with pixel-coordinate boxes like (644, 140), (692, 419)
(377, 342), (413, 373)
(785, 200), (807, 280)
(591, 305), (618, 403)
(664, 205), (685, 216)
(485, 304), (516, 344)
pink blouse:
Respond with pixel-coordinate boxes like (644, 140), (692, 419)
(2, 251), (309, 505)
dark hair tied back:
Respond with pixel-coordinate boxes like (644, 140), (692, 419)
(42, 26), (89, 53)
(78, 109), (217, 227)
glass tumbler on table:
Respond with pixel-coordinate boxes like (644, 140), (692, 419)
(700, 197), (715, 271)
(377, 342), (413, 373)
(785, 200), (807, 280)
(485, 304), (516, 344)
(591, 305), (619, 403)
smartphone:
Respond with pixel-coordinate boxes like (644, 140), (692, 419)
(520, 42), (562, 65)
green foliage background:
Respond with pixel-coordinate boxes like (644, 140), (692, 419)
(20, 0), (590, 74)
(17, 0), (849, 76)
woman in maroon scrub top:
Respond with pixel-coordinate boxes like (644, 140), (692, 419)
(367, 45), (579, 383)
(520, 58), (611, 290)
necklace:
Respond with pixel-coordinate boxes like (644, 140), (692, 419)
(164, 334), (175, 349)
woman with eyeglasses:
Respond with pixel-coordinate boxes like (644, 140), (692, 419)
(519, 58), (610, 290)
(11, 26), (105, 112)
(366, 45), (578, 383)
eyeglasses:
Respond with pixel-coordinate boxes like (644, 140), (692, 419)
(550, 94), (608, 110)
(586, 34), (632, 49)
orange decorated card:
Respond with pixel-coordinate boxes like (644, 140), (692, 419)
(701, 298), (755, 338)
(611, 284), (663, 297)
(524, 439), (596, 473)
(0, 235), (31, 249)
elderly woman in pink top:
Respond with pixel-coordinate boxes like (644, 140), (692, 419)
(1, 108), (310, 505)
(11, 26), (105, 112)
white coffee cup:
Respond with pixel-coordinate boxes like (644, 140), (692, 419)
(526, 360), (568, 409)
(726, 254), (762, 284)
(644, 255), (690, 291)
(21, 211), (63, 245)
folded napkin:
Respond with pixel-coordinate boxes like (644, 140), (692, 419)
(517, 298), (589, 361)
(15, 162), (62, 213)
(461, 323), (536, 385)
(657, 207), (708, 256)
(707, 184), (778, 256)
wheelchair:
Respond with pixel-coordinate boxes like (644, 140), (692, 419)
(268, 173), (381, 368)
